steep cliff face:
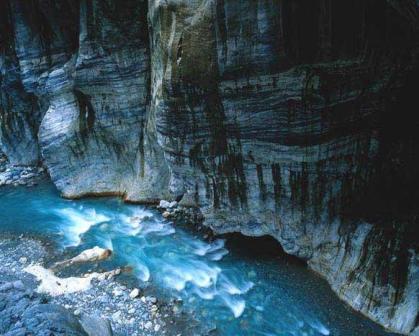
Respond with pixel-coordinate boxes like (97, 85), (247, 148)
(0, 1), (42, 165)
(149, 1), (419, 332)
(1, 0), (170, 201)
(1, 0), (418, 334)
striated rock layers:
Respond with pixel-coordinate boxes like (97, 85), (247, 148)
(1, 0), (418, 334)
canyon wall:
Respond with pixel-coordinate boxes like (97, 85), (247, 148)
(1, 0), (418, 334)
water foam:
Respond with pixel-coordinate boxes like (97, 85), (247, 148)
(192, 239), (225, 256)
(220, 295), (246, 318)
(309, 321), (330, 336)
(219, 275), (254, 295)
(55, 207), (110, 246)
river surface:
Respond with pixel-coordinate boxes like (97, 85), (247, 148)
(0, 183), (397, 336)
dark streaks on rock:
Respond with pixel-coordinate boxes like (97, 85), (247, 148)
(1, 1), (418, 334)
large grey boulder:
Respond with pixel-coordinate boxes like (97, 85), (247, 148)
(0, 280), (87, 336)
(79, 313), (113, 336)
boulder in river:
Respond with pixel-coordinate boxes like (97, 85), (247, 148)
(52, 246), (112, 269)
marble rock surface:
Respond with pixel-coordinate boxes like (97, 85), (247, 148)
(1, 1), (418, 334)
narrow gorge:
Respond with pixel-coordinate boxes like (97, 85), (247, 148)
(1, 1), (418, 335)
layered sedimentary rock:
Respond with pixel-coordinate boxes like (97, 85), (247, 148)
(149, 1), (419, 333)
(1, 0), (418, 334)
(1, 0), (169, 201)
(0, 2), (41, 165)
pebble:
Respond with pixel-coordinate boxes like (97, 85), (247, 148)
(0, 283), (13, 292)
(97, 273), (106, 281)
(18, 257), (28, 264)
(159, 200), (171, 209)
(144, 321), (153, 330)
(12, 281), (25, 291)
(0, 164), (44, 187)
(129, 288), (140, 299)
(112, 289), (123, 296)
(0, 202), (196, 336)
(112, 311), (122, 320)
(168, 201), (178, 208)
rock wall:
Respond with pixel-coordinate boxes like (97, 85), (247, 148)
(1, 0), (170, 201)
(1, 0), (418, 334)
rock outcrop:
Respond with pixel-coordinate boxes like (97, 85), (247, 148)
(1, 0), (418, 334)
(0, 279), (88, 336)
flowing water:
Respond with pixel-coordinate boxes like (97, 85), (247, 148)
(0, 183), (397, 336)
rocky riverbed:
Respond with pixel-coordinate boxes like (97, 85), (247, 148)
(0, 182), (407, 336)
(0, 154), (46, 187)
(0, 235), (197, 336)
(1, 2), (418, 334)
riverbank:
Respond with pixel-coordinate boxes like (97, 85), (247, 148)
(0, 182), (402, 336)
(0, 155), (46, 187)
(0, 234), (199, 336)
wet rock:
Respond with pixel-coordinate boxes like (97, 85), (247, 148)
(148, 296), (157, 304)
(113, 289), (123, 297)
(168, 201), (178, 209)
(79, 314), (113, 336)
(111, 311), (122, 321)
(12, 280), (25, 291)
(21, 304), (87, 336)
(52, 247), (112, 269)
(162, 211), (171, 219)
(144, 321), (153, 330)
(129, 288), (140, 299)
(159, 200), (171, 209)
(0, 280), (86, 336)
(18, 257), (27, 264)
(0, 282), (13, 292)
(97, 273), (107, 281)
